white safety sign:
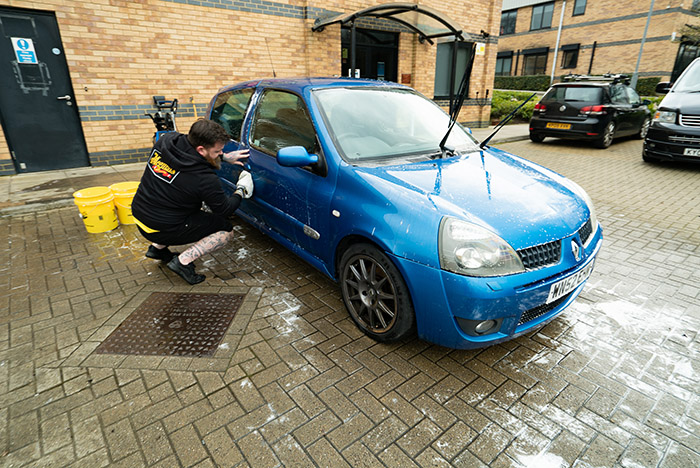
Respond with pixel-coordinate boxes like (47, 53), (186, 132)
(11, 37), (38, 64)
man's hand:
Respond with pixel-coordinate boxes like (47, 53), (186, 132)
(223, 149), (250, 167)
(235, 171), (254, 198)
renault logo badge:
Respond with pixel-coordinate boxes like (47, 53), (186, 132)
(571, 240), (582, 261)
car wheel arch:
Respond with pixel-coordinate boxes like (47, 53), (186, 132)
(334, 234), (388, 280)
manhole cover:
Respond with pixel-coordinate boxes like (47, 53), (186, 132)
(96, 292), (244, 357)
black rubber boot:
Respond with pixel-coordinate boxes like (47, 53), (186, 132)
(167, 256), (205, 285)
(145, 245), (176, 262)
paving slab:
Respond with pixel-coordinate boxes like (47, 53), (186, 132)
(0, 136), (698, 467)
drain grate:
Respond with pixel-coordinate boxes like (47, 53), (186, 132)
(96, 292), (244, 357)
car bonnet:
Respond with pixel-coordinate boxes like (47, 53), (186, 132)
(354, 148), (590, 250)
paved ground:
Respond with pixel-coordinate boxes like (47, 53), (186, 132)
(1, 134), (699, 467)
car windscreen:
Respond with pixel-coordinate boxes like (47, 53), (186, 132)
(673, 59), (700, 93)
(543, 86), (602, 103)
(312, 87), (479, 161)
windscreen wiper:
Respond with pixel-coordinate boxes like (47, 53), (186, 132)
(438, 43), (476, 158)
(479, 93), (537, 149)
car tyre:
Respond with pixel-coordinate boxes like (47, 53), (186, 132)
(339, 244), (415, 342)
(529, 132), (545, 143)
(637, 117), (651, 139)
(596, 121), (615, 148)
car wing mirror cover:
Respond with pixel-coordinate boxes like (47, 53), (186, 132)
(277, 146), (318, 167)
(655, 82), (671, 94)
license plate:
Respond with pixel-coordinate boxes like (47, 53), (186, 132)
(546, 122), (571, 130)
(546, 259), (595, 304)
(683, 148), (700, 156)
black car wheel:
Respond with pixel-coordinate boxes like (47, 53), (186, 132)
(529, 132), (545, 143)
(339, 244), (415, 342)
(597, 121), (615, 148)
(637, 118), (651, 139)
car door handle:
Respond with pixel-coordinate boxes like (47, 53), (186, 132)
(57, 95), (72, 100)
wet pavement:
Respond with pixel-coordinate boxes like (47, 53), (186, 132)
(1, 134), (699, 467)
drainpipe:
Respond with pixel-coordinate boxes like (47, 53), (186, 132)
(588, 41), (597, 74)
(632, 0), (655, 89)
(351, 21), (357, 78)
(550, 0), (566, 85)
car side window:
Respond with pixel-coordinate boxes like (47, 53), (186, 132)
(250, 90), (317, 156)
(625, 87), (641, 106)
(609, 85), (629, 105)
(210, 88), (254, 141)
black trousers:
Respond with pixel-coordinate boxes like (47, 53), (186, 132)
(137, 210), (233, 246)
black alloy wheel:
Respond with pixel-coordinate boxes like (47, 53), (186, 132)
(597, 121), (615, 148)
(339, 244), (415, 342)
(637, 117), (651, 139)
(529, 132), (545, 143)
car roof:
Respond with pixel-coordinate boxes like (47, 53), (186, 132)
(215, 77), (410, 96)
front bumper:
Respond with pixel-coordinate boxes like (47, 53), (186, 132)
(644, 123), (700, 163)
(391, 226), (603, 349)
(530, 115), (605, 140)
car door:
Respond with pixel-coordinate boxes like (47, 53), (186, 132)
(609, 84), (632, 134)
(243, 88), (335, 261)
(625, 86), (647, 133)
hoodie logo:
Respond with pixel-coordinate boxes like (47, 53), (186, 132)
(148, 149), (179, 184)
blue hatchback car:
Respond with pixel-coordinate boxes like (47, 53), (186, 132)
(206, 78), (602, 349)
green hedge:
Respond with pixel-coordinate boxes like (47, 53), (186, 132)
(491, 90), (538, 121)
(494, 75), (551, 91)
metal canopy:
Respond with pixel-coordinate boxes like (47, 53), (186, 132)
(312, 3), (465, 45)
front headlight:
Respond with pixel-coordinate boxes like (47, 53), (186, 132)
(439, 218), (524, 277)
(567, 181), (599, 240)
(653, 110), (677, 124)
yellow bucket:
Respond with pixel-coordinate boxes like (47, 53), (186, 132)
(109, 181), (140, 225)
(73, 186), (119, 233)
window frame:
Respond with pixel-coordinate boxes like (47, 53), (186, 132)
(560, 44), (580, 69)
(573, 0), (587, 16)
(249, 88), (319, 158)
(496, 51), (513, 76)
(530, 2), (554, 31)
(500, 10), (517, 35)
(433, 41), (474, 100)
(210, 88), (255, 142)
(521, 47), (549, 75)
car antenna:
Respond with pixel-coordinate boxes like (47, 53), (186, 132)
(438, 43), (476, 158)
(265, 38), (276, 78)
(479, 93), (537, 148)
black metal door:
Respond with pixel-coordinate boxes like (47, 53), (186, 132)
(0, 6), (88, 173)
(341, 27), (398, 82)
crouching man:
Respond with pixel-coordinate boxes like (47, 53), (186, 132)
(132, 119), (253, 284)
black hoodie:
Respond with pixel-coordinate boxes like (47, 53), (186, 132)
(131, 132), (241, 230)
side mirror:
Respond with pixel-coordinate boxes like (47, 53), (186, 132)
(655, 82), (671, 94)
(277, 146), (318, 167)
(642, 99), (651, 106)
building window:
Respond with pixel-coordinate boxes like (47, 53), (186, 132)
(496, 52), (513, 76)
(500, 10), (517, 35)
(561, 44), (579, 69)
(530, 2), (554, 31)
(434, 41), (473, 99)
(522, 48), (548, 75)
(573, 0), (587, 16)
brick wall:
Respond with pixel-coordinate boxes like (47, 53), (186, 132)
(498, 0), (700, 83)
(0, 0), (499, 174)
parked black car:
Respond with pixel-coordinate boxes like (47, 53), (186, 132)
(529, 74), (651, 149)
(643, 57), (700, 163)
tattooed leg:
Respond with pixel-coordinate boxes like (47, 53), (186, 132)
(178, 230), (235, 265)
